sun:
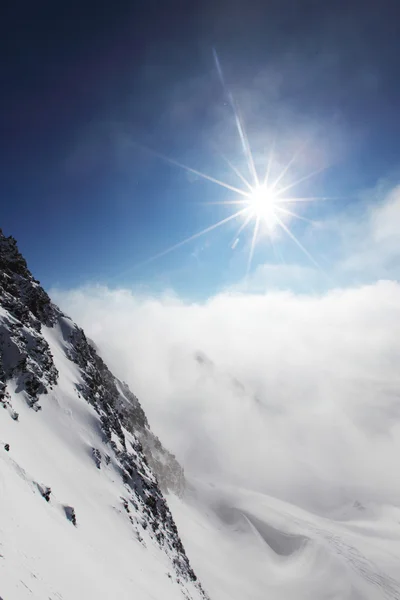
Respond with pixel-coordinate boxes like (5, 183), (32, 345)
(131, 50), (331, 277)
(247, 185), (279, 229)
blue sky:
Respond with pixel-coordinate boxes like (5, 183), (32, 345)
(3, 0), (400, 534)
(2, 0), (400, 298)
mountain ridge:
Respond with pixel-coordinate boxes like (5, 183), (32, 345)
(0, 228), (208, 600)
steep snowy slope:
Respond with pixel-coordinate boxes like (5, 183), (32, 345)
(3, 226), (400, 600)
(0, 230), (207, 600)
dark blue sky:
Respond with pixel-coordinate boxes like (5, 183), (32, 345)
(1, 0), (400, 296)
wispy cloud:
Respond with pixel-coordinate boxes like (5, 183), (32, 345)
(333, 182), (400, 282)
(223, 181), (400, 292)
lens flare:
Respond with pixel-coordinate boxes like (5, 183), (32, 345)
(127, 50), (342, 279)
(246, 185), (279, 229)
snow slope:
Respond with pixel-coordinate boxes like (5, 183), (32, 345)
(0, 229), (207, 599)
(2, 227), (400, 600)
(0, 323), (205, 600)
(169, 480), (400, 600)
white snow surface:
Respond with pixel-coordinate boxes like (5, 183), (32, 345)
(2, 313), (400, 600)
(1, 288), (400, 599)
(0, 318), (204, 600)
(168, 480), (400, 600)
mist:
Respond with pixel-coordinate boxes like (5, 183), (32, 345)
(53, 277), (400, 514)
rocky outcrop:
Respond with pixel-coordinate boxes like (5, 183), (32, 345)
(0, 228), (206, 598)
(0, 231), (59, 328)
(67, 325), (185, 495)
(0, 231), (59, 406)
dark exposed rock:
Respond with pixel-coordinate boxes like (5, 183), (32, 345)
(0, 317), (58, 404)
(0, 229), (207, 598)
(0, 231), (59, 327)
(38, 484), (52, 502)
(67, 325), (185, 495)
(0, 231), (59, 404)
(0, 354), (7, 404)
(64, 505), (77, 526)
(66, 331), (198, 587)
(92, 447), (102, 469)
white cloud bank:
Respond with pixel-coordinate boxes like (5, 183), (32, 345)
(52, 278), (400, 514)
(51, 184), (400, 515)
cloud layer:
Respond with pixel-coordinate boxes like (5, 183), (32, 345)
(53, 277), (400, 514)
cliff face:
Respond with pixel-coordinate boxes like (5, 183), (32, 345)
(0, 229), (207, 600)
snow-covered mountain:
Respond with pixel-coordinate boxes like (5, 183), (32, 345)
(0, 229), (207, 600)
(2, 228), (400, 600)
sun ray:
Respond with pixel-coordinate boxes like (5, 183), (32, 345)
(247, 216), (261, 276)
(274, 214), (323, 272)
(270, 154), (298, 191)
(200, 199), (247, 206)
(276, 196), (340, 203)
(263, 138), (275, 188)
(276, 206), (317, 224)
(235, 211), (254, 237)
(274, 165), (328, 196)
(269, 142), (306, 191)
(134, 142), (250, 198)
(128, 52), (336, 280)
(270, 233), (285, 265)
(136, 207), (250, 268)
(232, 101), (259, 187)
(229, 211), (253, 251)
(213, 48), (259, 187)
(218, 152), (254, 191)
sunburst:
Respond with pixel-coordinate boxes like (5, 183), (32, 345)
(134, 50), (336, 277)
